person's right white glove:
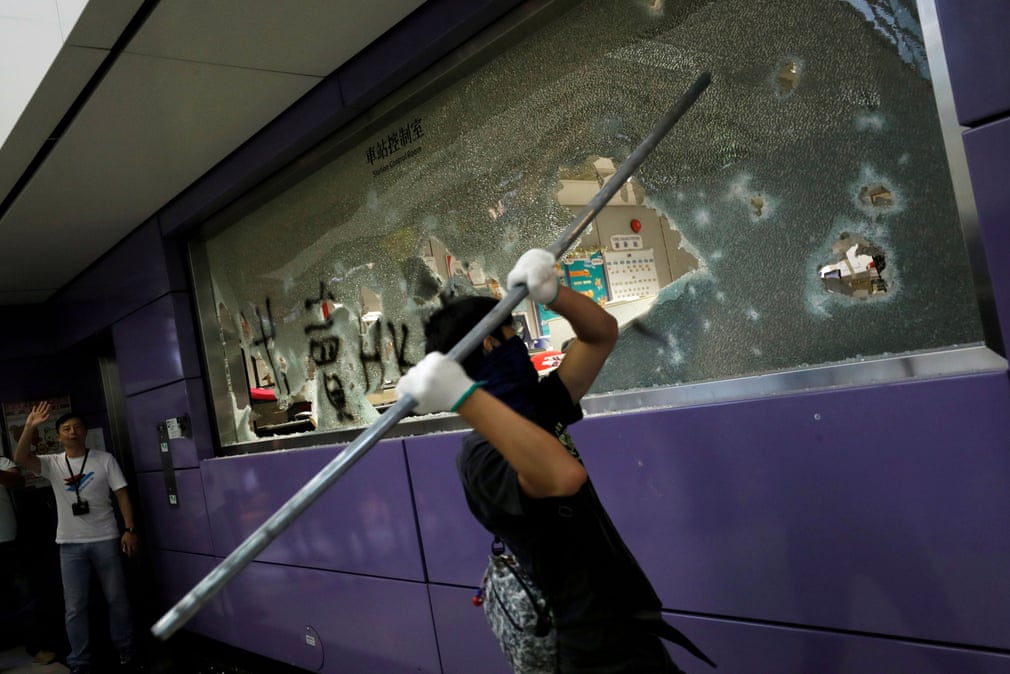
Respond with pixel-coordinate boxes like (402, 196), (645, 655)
(395, 352), (481, 414)
(507, 248), (560, 305)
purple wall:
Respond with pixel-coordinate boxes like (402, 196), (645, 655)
(936, 0), (1010, 126)
(2, 1), (1009, 672)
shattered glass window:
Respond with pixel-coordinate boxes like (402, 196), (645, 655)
(197, 0), (983, 443)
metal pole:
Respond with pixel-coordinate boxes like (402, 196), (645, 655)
(151, 71), (711, 641)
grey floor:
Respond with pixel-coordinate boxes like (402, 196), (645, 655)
(0, 646), (68, 673)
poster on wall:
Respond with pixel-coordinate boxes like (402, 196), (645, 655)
(564, 251), (609, 306)
(3, 396), (71, 487)
(602, 248), (660, 301)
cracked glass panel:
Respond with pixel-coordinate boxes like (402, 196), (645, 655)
(197, 0), (982, 443)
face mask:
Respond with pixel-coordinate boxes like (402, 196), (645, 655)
(475, 335), (538, 418)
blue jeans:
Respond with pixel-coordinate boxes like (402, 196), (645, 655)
(60, 539), (134, 670)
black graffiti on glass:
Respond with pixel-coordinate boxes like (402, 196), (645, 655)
(260, 284), (419, 416)
(323, 371), (355, 423)
(248, 299), (290, 396)
(357, 320), (415, 392)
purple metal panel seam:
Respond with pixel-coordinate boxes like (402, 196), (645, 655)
(112, 291), (202, 396)
(54, 220), (172, 347)
(406, 429), (490, 584)
(224, 562), (441, 673)
(200, 439), (424, 580)
(125, 378), (213, 471)
(136, 468), (214, 556)
(409, 372), (1010, 652)
(149, 550), (233, 644)
(572, 372), (1010, 651)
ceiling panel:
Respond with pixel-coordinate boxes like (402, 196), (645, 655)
(0, 52), (320, 292)
(64, 0), (143, 49)
(0, 1), (422, 304)
(0, 45), (106, 199)
(125, 0), (426, 76)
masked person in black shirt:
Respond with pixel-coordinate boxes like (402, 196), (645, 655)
(397, 249), (714, 673)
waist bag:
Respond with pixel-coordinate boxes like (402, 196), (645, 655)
(474, 538), (717, 672)
(476, 537), (557, 673)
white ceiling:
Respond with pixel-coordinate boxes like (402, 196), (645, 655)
(0, 0), (425, 304)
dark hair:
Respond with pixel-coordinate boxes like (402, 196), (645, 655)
(54, 412), (87, 433)
(424, 296), (511, 377)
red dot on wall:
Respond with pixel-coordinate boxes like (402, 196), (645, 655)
(630, 218), (642, 233)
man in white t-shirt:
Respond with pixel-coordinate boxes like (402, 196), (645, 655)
(14, 402), (141, 674)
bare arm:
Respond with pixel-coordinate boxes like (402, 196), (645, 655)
(115, 488), (139, 557)
(14, 402), (49, 475)
(549, 286), (619, 403)
(456, 389), (587, 498)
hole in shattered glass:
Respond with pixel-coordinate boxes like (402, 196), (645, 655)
(858, 183), (894, 209)
(774, 58), (802, 97)
(818, 232), (888, 299)
(552, 155), (701, 348)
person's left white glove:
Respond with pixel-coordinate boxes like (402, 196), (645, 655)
(507, 248), (560, 305)
(396, 352), (481, 414)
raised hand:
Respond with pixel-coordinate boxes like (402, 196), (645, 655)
(26, 401), (52, 429)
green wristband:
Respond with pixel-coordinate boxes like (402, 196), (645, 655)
(451, 380), (486, 412)
(545, 279), (560, 305)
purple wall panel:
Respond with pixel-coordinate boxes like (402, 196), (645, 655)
(432, 584), (1010, 674)
(338, 0), (522, 110)
(149, 549), (233, 644)
(112, 292), (202, 396)
(409, 373), (1010, 653)
(225, 562), (441, 673)
(406, 430), (491, 582)
(936, 0), (1010, 126)
(136, 469), (214, 555)
(54, 220), (171, 348)
(201, 439), (424, 579)
(428, 585), (515, 674)
(964, 117), (1010, 343)
(125, 379), (213, 471)
(570, 373), (1010, 651)
(663, 612), (1010, 674)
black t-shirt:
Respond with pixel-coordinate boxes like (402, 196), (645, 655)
(457, 372), (675, 672)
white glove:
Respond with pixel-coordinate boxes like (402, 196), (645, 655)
(507, 248), (560, 305)
(396, 352), (480, 414)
